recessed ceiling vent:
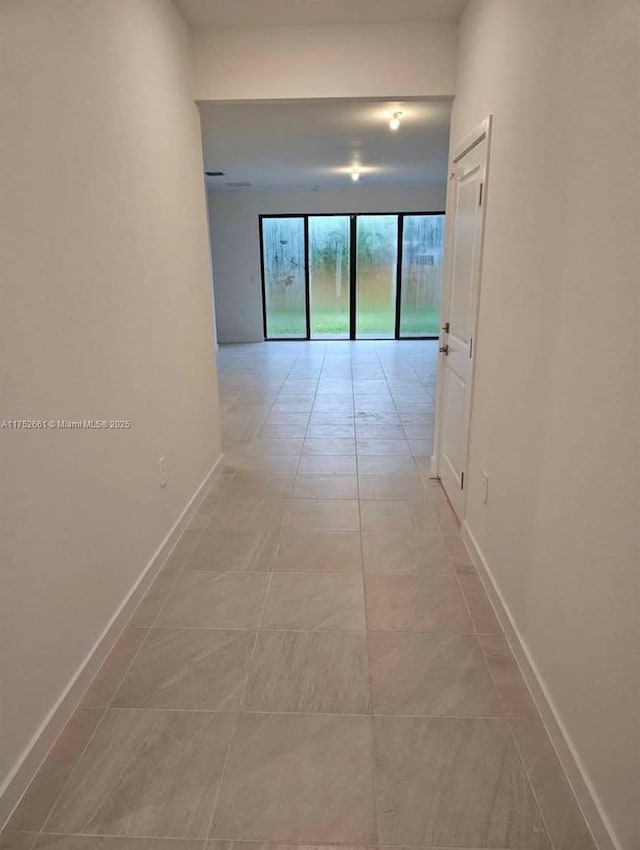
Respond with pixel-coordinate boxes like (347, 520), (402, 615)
(205, 171), (225, 177)
(225, 181), (252, 188)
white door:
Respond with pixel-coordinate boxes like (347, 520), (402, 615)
(437, 127), (490, 518)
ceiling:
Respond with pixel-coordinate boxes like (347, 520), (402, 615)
(200, 99), (451, 192)
(175, 0), (466, 29)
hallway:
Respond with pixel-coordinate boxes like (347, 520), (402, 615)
(4, 342), (595, 850)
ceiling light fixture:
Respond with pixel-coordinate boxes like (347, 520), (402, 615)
(389, 111), (402, 131)
(350, 167), (361, 182)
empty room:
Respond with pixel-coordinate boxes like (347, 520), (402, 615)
(1, 3), (638, 850)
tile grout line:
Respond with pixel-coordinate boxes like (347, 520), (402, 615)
(401, 352), (436, 452)
(201, 345), (325, 841)
(93, 624), (493, 635)
(282, 344), (327, 504)
(80, 707), (510, 719)
(374, 343), (429, 486)
(352, 343), (383, 848)
(231, 343), (307, 476)
(508, 725), (560, 850)
(297, 344), (328, 484)
(200, 346), (313, 842)
(20, 830), (528, 850)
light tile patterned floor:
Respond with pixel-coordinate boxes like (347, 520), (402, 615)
(2, 342), (597, 850)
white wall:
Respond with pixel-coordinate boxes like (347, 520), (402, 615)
(208, 185), (447, 342)
(192, 20), (457, 101)
(0, 0), (221, 815)
(450, 3), (639, 849)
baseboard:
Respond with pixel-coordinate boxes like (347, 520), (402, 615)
(0, 454), (222, 829)
(217, 338), (264, 345)
(461, 520), (620, 850)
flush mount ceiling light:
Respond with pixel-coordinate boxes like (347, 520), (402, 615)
(389, 111), (403, 131)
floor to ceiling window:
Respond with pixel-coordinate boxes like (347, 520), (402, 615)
(355, 214), (398, 339)
(308, 215), (351, 339)
(399, 214), (445, 337)
(260, 216), (307, 338)
(260, 212), (445, 340)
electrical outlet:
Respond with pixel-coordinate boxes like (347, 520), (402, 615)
(481, 471), (489, 504)
(159, 456), (168, 488)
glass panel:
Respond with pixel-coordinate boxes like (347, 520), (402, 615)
(356, 214), (398, 339)
(309, 216), (350, 339)
(261, 217), (306, 338)
(399, 214), (445, 337)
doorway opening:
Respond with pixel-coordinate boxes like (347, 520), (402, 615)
(260, 212), (445, 341)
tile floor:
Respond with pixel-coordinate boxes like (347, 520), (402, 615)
(2, 342), (597, 850)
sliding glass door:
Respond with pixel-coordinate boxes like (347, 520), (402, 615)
(309, 215), (350, 339)
(260, 216), (307, 338)
(260, 212), (445, 340)
(399, 214), (445, 337)
(356, 215), (398, 339)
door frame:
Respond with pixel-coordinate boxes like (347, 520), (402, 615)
(259, 211), (445, 341)
(432, 115), (493, 514)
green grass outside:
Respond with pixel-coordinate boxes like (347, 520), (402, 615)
(267, 305), (440, 338)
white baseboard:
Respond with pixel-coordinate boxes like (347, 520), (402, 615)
(0, 454), (222, 829)
(460, 520), (620, 850)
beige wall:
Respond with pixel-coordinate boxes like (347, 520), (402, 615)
(0, 0), (221, 811)
(450, 3), (640, 848)
(208, 184), (447, 342)
(192, 20), (457, 101)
